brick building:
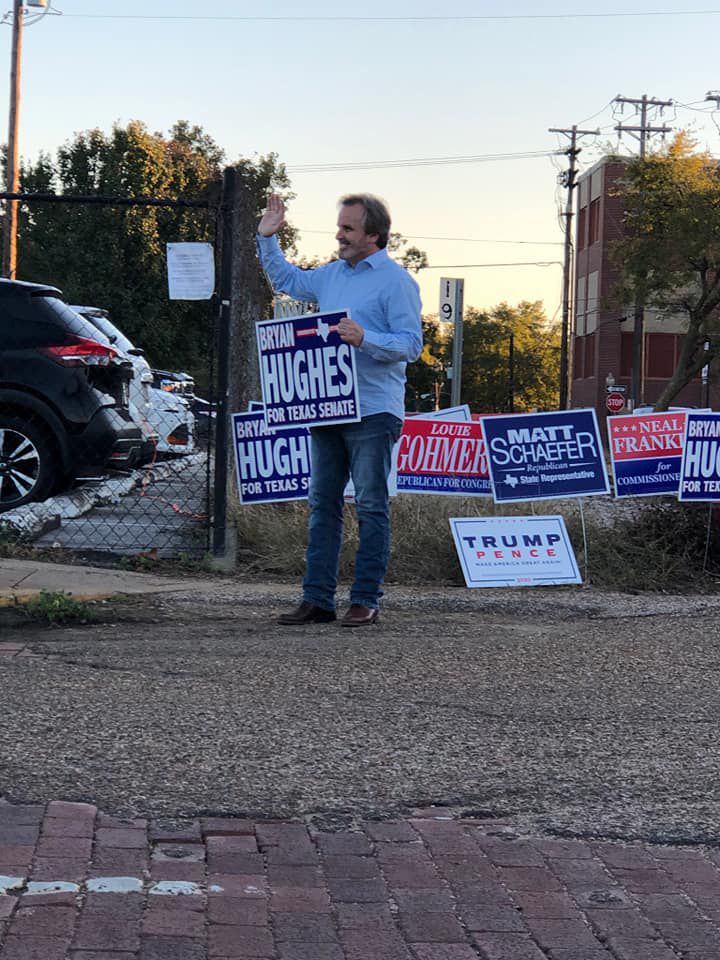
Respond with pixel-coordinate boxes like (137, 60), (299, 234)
(571, 156), (717, 415)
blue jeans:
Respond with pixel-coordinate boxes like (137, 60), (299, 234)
(303, 413), (403, 611)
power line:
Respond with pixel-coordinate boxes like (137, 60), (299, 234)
(61, 10), (720, 21)
(287, 150), (559, 173)
(299, 229), (563, 246)
(419, 261), (562, 269)
(575, 98), (616, 128)
(674, 99), (715, 111)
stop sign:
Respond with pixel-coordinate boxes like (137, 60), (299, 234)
(606, 392), (625, 413)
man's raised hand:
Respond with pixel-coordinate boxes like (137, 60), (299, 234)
(258, 193), (286, 237)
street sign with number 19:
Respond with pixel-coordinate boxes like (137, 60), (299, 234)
(439, 277), (463, 324)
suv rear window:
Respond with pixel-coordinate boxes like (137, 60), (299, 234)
(85, 314), (134, 354)
(0, 292), (112, 349)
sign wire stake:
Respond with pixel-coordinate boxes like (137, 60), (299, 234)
(703, 504), (713, 575)
(578, 498), (590, 582)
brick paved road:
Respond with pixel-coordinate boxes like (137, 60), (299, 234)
(2, 799), (720, 960)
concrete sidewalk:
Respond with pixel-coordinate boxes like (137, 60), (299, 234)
(2, 797), (720, 960)
(0, 558), (225, 606)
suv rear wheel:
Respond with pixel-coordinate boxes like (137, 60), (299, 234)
(0, 415), (56, 511)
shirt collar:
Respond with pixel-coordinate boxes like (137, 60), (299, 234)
(342, 248), (390, 272)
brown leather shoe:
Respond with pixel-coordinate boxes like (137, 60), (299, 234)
(277, 601), (336, 625)
(340, 604), (379, 627)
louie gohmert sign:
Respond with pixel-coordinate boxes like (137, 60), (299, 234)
(256, 310), (360, 430)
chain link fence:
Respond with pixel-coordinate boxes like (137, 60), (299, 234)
(0, 194), (219, 562)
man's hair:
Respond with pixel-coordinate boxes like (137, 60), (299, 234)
(339, 193), (391, 249)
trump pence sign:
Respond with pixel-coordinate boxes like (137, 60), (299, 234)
(449, 515), (581, 588)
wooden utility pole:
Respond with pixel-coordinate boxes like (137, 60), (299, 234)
(3, 0), (24, 278)
(614, 94), (672, 409)
(548, 124), (600, 409)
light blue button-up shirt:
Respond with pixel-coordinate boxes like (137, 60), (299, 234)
(257, 234), (423, 421)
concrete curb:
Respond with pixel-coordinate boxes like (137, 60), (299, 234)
(0, 556), (231, 606)
(0, 590), (116, 608)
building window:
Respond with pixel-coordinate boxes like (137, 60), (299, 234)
(584, 332), (596, 379)
(646, 333), (676, 379)
(588, 198), (600, 246)
(586, 271), (599, 332)
(575, 275), (586, 336)
(620, 333), (633, 378)
(577, 207), (587, 251)
(573, 335), (584, 379)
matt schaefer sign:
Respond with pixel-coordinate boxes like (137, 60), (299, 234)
(449, 515), (581, 588)
(481, 409), (609, 502)
(396, 417), (490, 496)
(679, 411), (720, 501)
(232, 410), (311, 504)
(256, 310), (360, 430)
(609, 411), (687, 498)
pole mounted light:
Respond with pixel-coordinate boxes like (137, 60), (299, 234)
(2, 0), (55, 278)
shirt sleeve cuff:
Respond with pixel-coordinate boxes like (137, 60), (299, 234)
(256, 233), (280, 251)
(359, 328), (380, 352)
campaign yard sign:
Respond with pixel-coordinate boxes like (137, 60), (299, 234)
(256, 311), (360, 431)
(396, 417), (490, 496)
(449, 515), (581, 588)
(609, 411), (687, 498)
(679, 411), (720, 501)
(481, 409), (609, 503)
(412, 404), (472, 423)
(232, 410), (311, 504)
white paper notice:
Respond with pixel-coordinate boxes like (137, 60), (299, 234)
(167, 243), (215, 300)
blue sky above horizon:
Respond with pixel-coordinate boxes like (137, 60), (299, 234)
(4, 0), (720, 320)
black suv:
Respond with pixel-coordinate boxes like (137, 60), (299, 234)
(0, 279), (143, 511)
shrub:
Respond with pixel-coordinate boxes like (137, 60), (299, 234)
(20, 590), (97, 625)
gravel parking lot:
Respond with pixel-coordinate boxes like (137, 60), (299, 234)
(3, 581), (720, 845)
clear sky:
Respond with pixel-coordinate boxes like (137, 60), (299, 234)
(4, 1), (720, 320)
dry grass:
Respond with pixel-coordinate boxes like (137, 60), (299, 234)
(233, 494), (720, 593)
(566, 500), (720, 593)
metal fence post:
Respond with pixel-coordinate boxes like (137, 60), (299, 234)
(211, 167), (236, 560)
(450, 287), (464, 408)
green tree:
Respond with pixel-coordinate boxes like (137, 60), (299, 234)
(405, 317), (448, 410)
(387, 232), (428, 273)
(461, 301), (560, 412)
(16, 121), (292, 389)
(611, 133), (720, 410)
(406, 301), (559, 413)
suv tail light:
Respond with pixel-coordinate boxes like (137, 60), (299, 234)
(166, 422), (190, 446)
(39, 336), (119, 367)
